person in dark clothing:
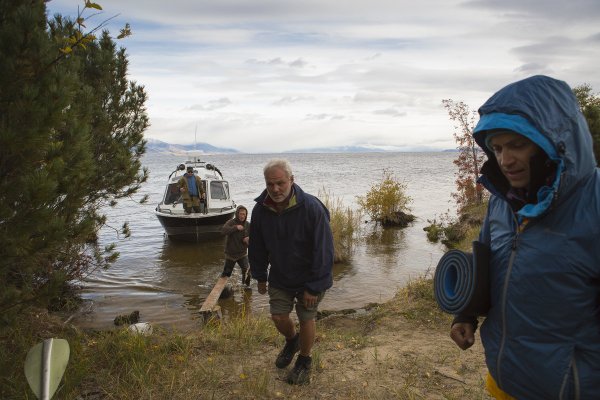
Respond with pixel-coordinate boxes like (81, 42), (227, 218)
(450, 75), (600, 399)
(178, 166), (205, 214)
(248, 159), (334, 385)
(220, 205), (251, 286)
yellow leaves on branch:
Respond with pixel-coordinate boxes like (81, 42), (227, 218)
(117, 23), (132, 40)
(61, 31), (95, 54)
(58, 2), (128, 56)
(85, 1), (103, 10)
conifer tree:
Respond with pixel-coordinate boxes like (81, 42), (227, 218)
(0, 1), (148, 317)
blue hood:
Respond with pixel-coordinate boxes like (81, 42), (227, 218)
(473, 75), (596, 219)
(473, 75), (600, 399)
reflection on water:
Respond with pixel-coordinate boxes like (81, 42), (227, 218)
(364, 227), (407, 273)
(217, 287), (256, 319)
(365, 225), (405, 248)
(72, 152), (456, 331)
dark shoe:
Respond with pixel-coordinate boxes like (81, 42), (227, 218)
(287, 355), (312, 385)
(275, 334), (300, 368)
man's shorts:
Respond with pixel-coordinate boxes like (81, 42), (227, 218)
(268, 285), (325, 321)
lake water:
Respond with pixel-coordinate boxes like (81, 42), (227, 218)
(73, 152), (457, 331)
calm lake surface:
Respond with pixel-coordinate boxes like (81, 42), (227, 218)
(73, 152), (457, 331)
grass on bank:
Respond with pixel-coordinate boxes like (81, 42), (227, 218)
(423, 202), (487, 251)
(1, 275), (490, 400)
(319, 189), (363, 264)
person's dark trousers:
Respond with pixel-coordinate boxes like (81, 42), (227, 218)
(221, 259), (236, 277)
(184, 195), (202, 213)
(221, 257), (250, 285)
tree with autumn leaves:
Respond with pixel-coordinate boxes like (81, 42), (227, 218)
(444, 84), (600, 215)
(428, 86), (600, 248)
(442, 99), (487, 213)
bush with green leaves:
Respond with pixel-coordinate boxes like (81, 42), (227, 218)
(357, 169), (413, 226)
(573, 84), (600, 166)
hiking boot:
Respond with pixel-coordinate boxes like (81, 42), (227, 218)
(286, 354), (312, 385)
(275, 333), (300, 368)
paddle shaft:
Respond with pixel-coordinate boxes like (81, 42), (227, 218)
(42, 339), (52, 400)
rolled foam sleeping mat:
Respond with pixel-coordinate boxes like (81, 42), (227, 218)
(433, 241), (491, 317)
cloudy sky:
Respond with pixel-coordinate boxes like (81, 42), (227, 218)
(46, 0), (600, 153)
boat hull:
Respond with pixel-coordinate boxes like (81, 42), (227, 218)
(155, 210), (235, 242)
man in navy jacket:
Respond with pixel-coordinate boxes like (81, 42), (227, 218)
(249, 158), (334, 385)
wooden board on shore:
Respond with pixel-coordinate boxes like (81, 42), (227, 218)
(199, 276), (229, 314)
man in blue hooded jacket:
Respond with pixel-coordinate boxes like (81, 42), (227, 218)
(249, 158), (334, 385)
(450, 75), (600, 399)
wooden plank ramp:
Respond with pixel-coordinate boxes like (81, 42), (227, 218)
(199, 276), (229, 319)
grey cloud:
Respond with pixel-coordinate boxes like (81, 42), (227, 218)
(245, 58), (284, 65)
(513, 63), (551, 74)
(365, 53), (382, 61)
(512, 36), (576, 57)
(373, 108), (407, 117)
(353, 91), (415, 105)
(245, 57), (308, 68)
(305, 113), (345, 121)
(44, 0), (600, 153)
(273, 96), (313, 106)
(289, 58), (308, 68)
(189, 98), (232, 111)
(464, 0), (600, 21)
(585, 32), (600, 42)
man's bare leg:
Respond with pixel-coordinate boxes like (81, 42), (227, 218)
(272, 313), (296, 339)
(298, 319), (315, 356)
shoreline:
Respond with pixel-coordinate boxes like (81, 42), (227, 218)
(2, 277), (491, 399)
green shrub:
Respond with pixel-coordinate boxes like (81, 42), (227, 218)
(356, 169), (413, 226)
(423, 203), (487, 250)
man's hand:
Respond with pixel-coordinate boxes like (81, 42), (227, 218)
(179, 187), (185, 193)
(236, 225), (244, 231)
(303, 291), (318, 309)
(450, 322), (475, 350)
(257, 281), (267, 294)
(242, 237), (249, 246)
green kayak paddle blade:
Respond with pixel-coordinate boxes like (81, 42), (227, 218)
(24, 338), (70, 400)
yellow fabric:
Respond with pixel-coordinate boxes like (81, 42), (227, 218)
(518, 217), (530, 233)
(287, 194), (297, 209)
(486, 372), (516, 400)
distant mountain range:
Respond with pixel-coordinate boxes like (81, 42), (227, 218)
(284, 145), (453, 153)
(145, 138), (455, 154)
(145, 139), (239, 154)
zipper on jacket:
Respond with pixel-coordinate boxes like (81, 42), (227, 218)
(559, 354), (580, 400)
(496, 216), (521, 389)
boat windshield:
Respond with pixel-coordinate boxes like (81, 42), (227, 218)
(210, 181), (230, 200)
(164, 183), (180, 205)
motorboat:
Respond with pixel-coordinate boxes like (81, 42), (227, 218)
(155, 156), (236, 241)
